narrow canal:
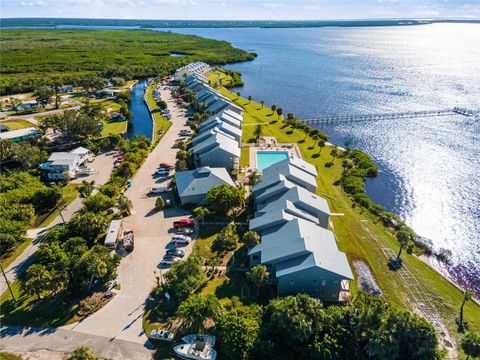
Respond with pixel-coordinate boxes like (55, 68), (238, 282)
(127, 79), (153, 140)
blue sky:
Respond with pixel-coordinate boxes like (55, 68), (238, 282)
(1, 0), (479, 20)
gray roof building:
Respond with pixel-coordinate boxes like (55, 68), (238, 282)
(249, 218), (353, 301)
(175, 167), (235, 205)
(253, 157), (318, 195)
(192, 119), (242, 145)
(192, 132), (240, 170)
(257, 185), (330, 229)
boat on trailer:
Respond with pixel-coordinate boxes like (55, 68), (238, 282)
(173, 335), (217, 360)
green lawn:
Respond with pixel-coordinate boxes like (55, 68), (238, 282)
(212, 71), (480, 347)
(0, 238), (33, 269)
(145, 83), (172, 145)
(37, 183), (79, 228)
(240, 146), (250, 167)
(0, 278), (80, 327)
(0, 119), (34, 130)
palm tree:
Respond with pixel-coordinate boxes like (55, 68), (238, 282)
(459, 289), (472, 332)
(311, 134), (319, 148)
(248, 95), (252, 104)
(236, 91), (241, 100)
(177, 294), (222, 333)
(461, 332), (480, 360)
(247, 264), (269, 297)
(271, 104), (277, 115)
(395, 228), (410, 261)
(276, 108), (283, 120)
(193, 206), (210, 224)
(330, 145), (338, 163)
(318, 139), (326, 155)
(260, 100), (265, 108)
(340, 159), (354, 182)
(78, 180), (95, 198)
(117, 194), (132, 216)
(87, 257), (107, 292)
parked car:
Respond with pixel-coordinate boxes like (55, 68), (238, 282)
(161, 255), (180, 265)
(179, 130), (191, 136)
(155, 168), (170, 176)
(176, 227), (194, 235)
(159, 163), (173, 169)
(149, 186), (168, 194)
(173, 219), (195, 229)
(166, 249), (185, 258)
(171, 234), (191, 242)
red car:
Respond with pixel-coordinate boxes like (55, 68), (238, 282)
(159, 163), (173, 169)
(173, 219), (195, 229)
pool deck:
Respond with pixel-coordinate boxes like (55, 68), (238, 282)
(247, 141), (302, 172)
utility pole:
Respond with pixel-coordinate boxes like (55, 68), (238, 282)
(0, 262), (17, 306)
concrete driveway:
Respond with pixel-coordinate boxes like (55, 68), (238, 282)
(62, 86), (195, 344)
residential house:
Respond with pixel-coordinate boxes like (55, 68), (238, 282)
(200, 110), (243, 131)
(0, 127), (39, 143)
(256, 185), (330, 229)
(96, 88), (122, 99)
(253, 157), (318, 197)
(174, 62), (211, 83)
(192, 120), (242, 145)
(191, 131), (240, 170)
(175, 167), (235, 205)
(248, 218), (353, 302)
(39, 147), (91, 181)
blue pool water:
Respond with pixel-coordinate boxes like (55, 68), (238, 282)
(256, 151), (289, 172)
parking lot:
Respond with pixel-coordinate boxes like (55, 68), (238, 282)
(62, 84), (196, 344)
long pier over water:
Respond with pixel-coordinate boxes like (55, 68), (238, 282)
(301, 107), (477, 124)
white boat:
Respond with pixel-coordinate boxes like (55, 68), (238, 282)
(149, 329), (174, 342)
(173, 336), (217, 360)
(181, 334), (216, 347)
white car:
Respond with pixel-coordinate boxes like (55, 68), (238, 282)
(149, 186), (168, 194)
(160, 257), (180, 266)
(155, 168), (170, 176)
(176, 227), (194, 235)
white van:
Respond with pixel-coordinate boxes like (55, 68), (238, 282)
(156, 168), (170, 176)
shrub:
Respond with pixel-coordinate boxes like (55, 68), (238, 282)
(155, 197), (165, 210)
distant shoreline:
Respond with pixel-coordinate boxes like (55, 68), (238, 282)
(1, 18), (479, 29)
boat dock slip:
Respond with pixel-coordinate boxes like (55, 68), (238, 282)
(301, 107), (478, 124)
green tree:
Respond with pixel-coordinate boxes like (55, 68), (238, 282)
(12, 142), (47, 170)
(271, 104), (277, 114)
(340, 159), (354, 182)
(8, 97), (22, 114)
(68, 346), (97, 360)
(117, 194), (132, 215)
(276, 107), (283, 120)
(163, 254), (206, 304)
(247, 264), (269, 296)
(45, 109), (101, 141)
(462, 332), (480, 360)
(193, 206), (210, 223)
(68, 212), (107, 246)
(82, 193), (115, 213)
(78, 180), (95, 198)
(216, 305), (262, 360)
(396, 228), (411, 260)
(236, 91), (241, 99)
(330, 146), (338, 164)
(242, 230), (260, 248)
(32, 187), (61, 213)
(212, 223), (239, 253)
(459, 290), (472, 332)
(155, 196), (165, 210)
(247, 95), (252, 103)
(23, 264), (52, 300)
(318, 139), (326, 155)
(33, 86), (55, 107)
(177, 294), (223, 333)
(206, 184), (244, 216)
(260, 100), (264, 108)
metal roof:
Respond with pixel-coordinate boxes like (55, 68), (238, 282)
(249, 218), (353, 280)
(0, 127), (38, 140)
(175, 167), (235, 198)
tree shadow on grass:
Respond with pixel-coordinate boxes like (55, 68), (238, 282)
(297, 139), (305, 144)
(311, 153), (320, 158)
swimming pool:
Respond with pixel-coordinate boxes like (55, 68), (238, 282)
(256, 151), (289, 172)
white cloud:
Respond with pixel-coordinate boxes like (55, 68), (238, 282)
(262, 2), (283, 9)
